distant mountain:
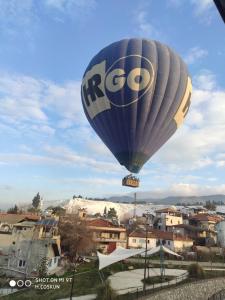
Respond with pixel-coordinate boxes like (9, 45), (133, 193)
(107, 194), (225, 205)
(108, 195), (134, 203)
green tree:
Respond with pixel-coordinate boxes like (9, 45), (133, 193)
(204, 200), (216, 211)
(188, 263), (205, 279)
(103, 206), (107, 216)
(96, 281), (117, 300)
(52, 206), (66, 216)
(107, 207), (117, 219)
(7, 205), (18, 214)
(32, 192), (41, 210)
(38, 257), (48, 277)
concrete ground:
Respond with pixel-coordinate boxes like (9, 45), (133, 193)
(144, 277), (225, 300)
(108, 268), (188, 295)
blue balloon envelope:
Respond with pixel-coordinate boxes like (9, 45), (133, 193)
(81, 38), (192, 173)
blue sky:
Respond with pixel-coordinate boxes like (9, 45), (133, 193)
(0, 0), (225, 208)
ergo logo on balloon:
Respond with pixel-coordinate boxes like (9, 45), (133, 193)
(82, 55), (154, 119)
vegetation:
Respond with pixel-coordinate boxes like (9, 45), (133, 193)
(38, 257), (48, 277)
(59, 215), (94, 261)
(107, 207), (118, 219)
(204, 200), (216, 211)
(32, 192), (41, 210)
(96, 281), (117, 300)
(142, 275), (175, 284)
(46, 206), (66, 216)
(188, 263), (205, 279)
(7, 204), (18, 214)
(3, 260), (225, 300)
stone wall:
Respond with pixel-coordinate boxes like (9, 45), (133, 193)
(145, 278), (225, 300)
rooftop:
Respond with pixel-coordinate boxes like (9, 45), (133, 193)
(87, 218), (125, 229)
(189, 214), (223, 223)
(0, 213), (40, 224)
(129, 229), (192, 241)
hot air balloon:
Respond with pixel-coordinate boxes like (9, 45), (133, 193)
(81, 38), (192, 187)
(214, 0), (225, 23)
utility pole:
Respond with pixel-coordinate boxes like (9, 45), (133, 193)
(143, 212), (149, 294)
(160, 243), (165, 280)
(133, 192), (137, 219)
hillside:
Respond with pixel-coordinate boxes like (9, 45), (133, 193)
(63, 198), (166, 220)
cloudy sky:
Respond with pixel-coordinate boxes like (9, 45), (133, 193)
(0, 0), (225, 208)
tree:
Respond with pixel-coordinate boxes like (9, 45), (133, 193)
(188, 263), (205, 279)
(96, 280), (117, 300)
(59, 216), (94, 300)
(59, 216), (94, 261)
(38, 257), (48, 277)
(7, 205), (18, 214)
(103, 206), (107, 216)
(52, 206), (66, 216)
(32, 192), (41, 210)
(107, 207), (118, 219)
(204, 200), (216, 211)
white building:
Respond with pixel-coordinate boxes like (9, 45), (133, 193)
(128, 230), (157, 249)
(155, 207), (183, 231)
(128, 229), (193, 253)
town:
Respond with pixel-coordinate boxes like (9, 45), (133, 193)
(1, 193), (225, 299)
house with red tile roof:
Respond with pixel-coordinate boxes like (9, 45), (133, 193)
(128, 229), (193, 253)
(0, 213), (40, 232)
(87, 218), (127, 253)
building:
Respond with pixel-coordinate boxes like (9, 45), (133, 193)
(87, 219), (127, 253)
(128, 229), (193, 253)
(189, 214), (223, 231)
(0, 215), (61, 277)
(168, 224), (217, 246)
(216, 220), (225, 247)
(0, 213), (39, 232)
(128, 229), (157, 249)
(154, 207), (183, 231)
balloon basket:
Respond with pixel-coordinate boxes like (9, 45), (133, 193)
(122, 174), (140, 188)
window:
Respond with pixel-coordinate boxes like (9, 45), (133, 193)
(147, 240), (150, 244)
(171, 220), (173, 224)
(54, 257), (57, 264)
(167, 241), (170, 245)
(18, 260), (26, 267)
(132, 239), (136, 243)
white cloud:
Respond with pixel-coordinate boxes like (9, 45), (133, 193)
(190, 0), (213, 16)
(0, 0), (35, 29)
(0, 0), (96, 40)
(184, 47), (208, 64)
(59, 177), (121, 187)
(45, 0), (96, 11)
(43, 145), (122, 173)
(0, 73), (86, 128)
(137, 183), (225, 198)
(43, 80), (86, 125)
(134, 5), (159, 38)
(193, 70), (217, 91)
